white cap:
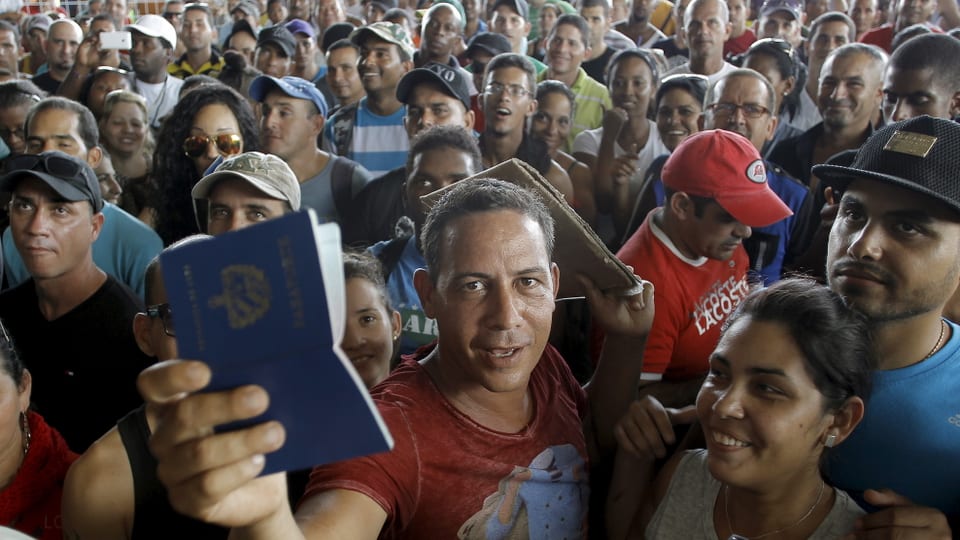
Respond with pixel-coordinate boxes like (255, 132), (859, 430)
(126, 14), (177, 49)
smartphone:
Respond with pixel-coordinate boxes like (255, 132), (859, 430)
(99, 30), (132, 50)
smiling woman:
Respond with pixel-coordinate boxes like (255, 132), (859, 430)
(607, 277), (875, 540)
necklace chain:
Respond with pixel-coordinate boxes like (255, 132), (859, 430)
(724, 480), (825, 540)
(924, 319), (947, 360)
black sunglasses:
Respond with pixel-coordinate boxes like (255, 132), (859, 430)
(6, 153), (84, 178)
(146, 303), (175, 337)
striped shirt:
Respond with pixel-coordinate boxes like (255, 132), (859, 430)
(322, 98), (409, 177)
(539, 68), (612, 152)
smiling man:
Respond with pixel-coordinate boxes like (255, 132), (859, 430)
(540, 13), (611, 149)
(617, 129), (792, 408)
(136, 176), (656, 539)
(322, 22), (413, 176)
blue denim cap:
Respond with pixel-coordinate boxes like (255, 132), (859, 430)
(250, 74), (329, 117)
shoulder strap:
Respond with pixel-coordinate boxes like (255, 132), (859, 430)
(329, 156), (354, 220)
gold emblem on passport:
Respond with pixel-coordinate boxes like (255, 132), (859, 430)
(208, 265), (271, 328)
(883, 130), (938, 157)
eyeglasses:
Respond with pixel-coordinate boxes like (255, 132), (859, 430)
(7, 152), (85, 178)
(485, 82), (531, 98)
(707, 102), (771, 118)
(747, 38), (796, 61)
(146, 303), (175, 337)
(182, 133), (242, 158)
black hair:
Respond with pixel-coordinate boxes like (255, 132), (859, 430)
(180, 74), (226, 96)
(485, 52), (537, 93)
(153, 85), (259, 246)
(184, 2), (215, 26)
(326, 37), (359, 55)
(724, 277), (874, 410)
(420, 178), (554, 281)
(663, 187), (712, 218)
(742, 38), (803, 118)
(343, 249), (393, 311)
(144, 234), (213, 305)
(606, 47), (659, 90)
(0, 318), (25, 389)
(889, 33), (960, 93)
(25, 96), (99, 150)
(580, 0), (610, 15)
(655, 73), (707, 110)
(808, 11), (856, 43)
(536, 79), (577, 115)
(404, 124), (482, 180)
(78, 66), (132, 112)
(549, 13), (591, 48)
(890, 22), (932, 52)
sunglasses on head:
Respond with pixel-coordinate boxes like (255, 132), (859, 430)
(182, 133), (242, 158)
(7, 153), (84, 178)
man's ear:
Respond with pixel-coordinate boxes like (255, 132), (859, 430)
(86, 145), (103, 168)
(413, 268), (438, 319)
(764, 113), (778, 142)
(950, 90), (960, 118)
(90, 211), (105, 241)
(133, 312), (156, 357)
(550, 261), (560, 299)
(463, 108), (476, 131)
(668, 191), (694, 220)
(312, 110), (326, 136)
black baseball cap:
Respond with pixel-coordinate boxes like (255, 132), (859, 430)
(397, 62), (472, 109)
(258, 25), (296, 57)
(465, 32), (513, 58)
(813, 116), (960, 215)
(0, 151), (103, 212)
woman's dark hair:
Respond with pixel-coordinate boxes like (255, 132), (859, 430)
(0, 319), (25, 389)
(153, 85), (259, 246)
(343, 249), (393, 312)
(606, 48), (660, 119)
(741, 38), (806, 120)
(78, 66), (131, 112)
(655, 73), (708, 110)
(723, 277), (875, 411)
(536, 79), (576, 114)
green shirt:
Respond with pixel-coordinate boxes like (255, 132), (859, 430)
(539, 67), (611, 152)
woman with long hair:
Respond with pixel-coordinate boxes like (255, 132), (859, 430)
(607, 278), (873, 540)
(152, 84), (259, 246)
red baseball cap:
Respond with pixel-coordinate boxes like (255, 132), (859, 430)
(662, 130), (793, 228)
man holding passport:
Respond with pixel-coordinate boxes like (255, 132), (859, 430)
(138, 178), (655, 537)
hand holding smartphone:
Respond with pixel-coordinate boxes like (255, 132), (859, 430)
(99, 31), (132, 50)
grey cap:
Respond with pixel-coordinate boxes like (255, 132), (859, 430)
(193, 151), (301, 211)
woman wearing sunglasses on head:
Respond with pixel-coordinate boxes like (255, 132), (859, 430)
(153, 83), (259, 246)
(606, 278), (873, 540)
(99, 90), (159, 227)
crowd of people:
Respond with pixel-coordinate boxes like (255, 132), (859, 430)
(0, 0), (957, 537)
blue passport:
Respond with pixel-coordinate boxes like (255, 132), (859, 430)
(160, 210), (394, 475)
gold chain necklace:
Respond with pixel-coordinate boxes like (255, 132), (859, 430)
(924, 319), (947, 360)
(724, 480), (825, 540)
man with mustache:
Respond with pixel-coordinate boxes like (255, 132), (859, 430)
(616, 129), (792, 408)
(814, 115), (958, 539)
(768, 43), (884, 201)
(322, 22), (413, 176)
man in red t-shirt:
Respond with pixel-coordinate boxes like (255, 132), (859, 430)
(617, 130), (792, 408)
(136, 178), (657, 538)
(858, 0), (942, 52)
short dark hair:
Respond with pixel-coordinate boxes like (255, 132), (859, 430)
(808, 11), (856, 43)
(326, 37), (360, 55)
(0, 80), (44, 111)
(0, 318), (25, 389)
(664, 187), (712, 218)
(144, 234), (213, 305)
(420, 178), (555, 280)
(0, 20), (19, 39)
(549, 13), (591, 48)
(656, 73), (707, 110)
(184, 2), (215, 26)
(580, 0), (610, 16)
(343, 249), (393, 311)
(90, 13), (116, 27)
(25, 96), (99, 150)
(724, 277), (874, 411)
(405, 124), (482, 180)
(536, 79), (577, 116)
(485, 52), (537, 93)
(889, 33), (960, 93)
(606, 48), (659, 90)
(890, 22), (932, 52)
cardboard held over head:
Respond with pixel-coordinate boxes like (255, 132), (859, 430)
(421, 159), (644, 299)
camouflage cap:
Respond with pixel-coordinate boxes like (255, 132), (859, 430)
(193, 151), (301, 211)
(350, 21), (415, 59)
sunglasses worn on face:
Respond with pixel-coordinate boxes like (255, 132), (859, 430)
(182, 133), (242, 158)
(146, 303), (175, 337)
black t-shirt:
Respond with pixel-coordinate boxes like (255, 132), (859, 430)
(582, 46), (616, 86)
(30, 71), (62, 95)
(0, 275), (155, 452)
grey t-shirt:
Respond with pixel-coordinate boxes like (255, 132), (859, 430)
(299, 155), (373, 223)
(647, 449), (865, 539)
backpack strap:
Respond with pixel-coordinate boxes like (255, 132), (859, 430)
(330, 102), (359, 157)
(329, 156), (355, 221)
(375, 236), (410, 282)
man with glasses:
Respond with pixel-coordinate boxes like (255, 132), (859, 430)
(0, 150), (154, 452)
(703, 68), (815, 284)
(479, 53), (573, 200)
(168, 3), (226, 78)
(617, 129), (792, 408)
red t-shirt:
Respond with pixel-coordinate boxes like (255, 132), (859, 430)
(724, 29), (756, 58)
(303, 344), (590, 539)
(859, 22), (942, 53)
(616, 210), (750, 381)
